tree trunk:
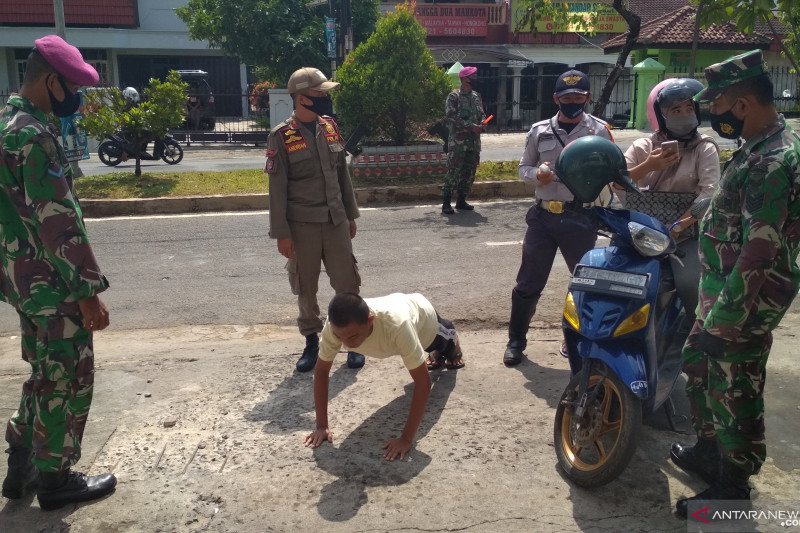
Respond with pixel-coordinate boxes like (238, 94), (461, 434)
(592, 0), (641, 119)
(135, 156), (142, 177)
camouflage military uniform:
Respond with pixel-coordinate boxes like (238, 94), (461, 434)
(682, 114), (800, 475)
(443, 88), (485, 196)
(1, 94), (108, 472)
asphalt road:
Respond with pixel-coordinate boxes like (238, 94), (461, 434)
(0, 199), (544, 335)
(77, 126), (742, 177)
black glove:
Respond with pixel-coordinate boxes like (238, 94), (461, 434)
(697, 329), (728, 358)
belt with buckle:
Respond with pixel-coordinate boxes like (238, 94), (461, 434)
(536, 199), (592, 214)
(536, 199), (566, 214)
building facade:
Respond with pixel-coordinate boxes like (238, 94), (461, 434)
(0, 0), (248, 116)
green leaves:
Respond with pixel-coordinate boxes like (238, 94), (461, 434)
(177, 0), (380, 82)
(79, 71), (189, 141)
(334, 3), (451, 145)
(698, 0), (800, 71)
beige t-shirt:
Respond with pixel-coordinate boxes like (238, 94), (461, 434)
(319, 293), (438, 370)
(623, 134), (720, 199)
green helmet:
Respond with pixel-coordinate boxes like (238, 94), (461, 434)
(554, 136), (637, 203)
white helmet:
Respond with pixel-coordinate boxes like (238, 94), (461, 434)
(122, 87), (140, 103)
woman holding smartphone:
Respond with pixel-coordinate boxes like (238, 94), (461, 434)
(623, 78), (721, 324)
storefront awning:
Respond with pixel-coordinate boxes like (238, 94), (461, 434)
(428, 45), (531, 66)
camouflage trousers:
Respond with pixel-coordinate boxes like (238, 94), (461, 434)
(682, 319), (771, 476)
(443, 145), (480, 196)
(5, 312), (94, 473)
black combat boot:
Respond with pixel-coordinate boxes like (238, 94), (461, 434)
(455, 193), (474, 211)
(346, 352), (365, 369)
(296, 333), (319, 373)
(442, 192), (455, 215)
(676, 460), (751, 519)
(2, 446), (39, 499)
(503, 290), (539, 366)
(670, 436), (721, 485)
(37, 469), (116, 511)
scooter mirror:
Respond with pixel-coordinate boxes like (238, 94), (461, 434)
(690, 197), (713, 219)
(614, 172), (642, 196)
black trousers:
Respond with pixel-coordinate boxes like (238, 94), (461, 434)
(514, 205), (597, 299)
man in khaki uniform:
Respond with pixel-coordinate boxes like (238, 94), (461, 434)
(266, 67), (364, 372)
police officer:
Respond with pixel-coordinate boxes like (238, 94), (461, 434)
(1, 35), (117, 510)
(266, 67), (364, 373)
(673, 50), (800, 518)
(503, 69), (614, 366)
(441, 66), (486, 214)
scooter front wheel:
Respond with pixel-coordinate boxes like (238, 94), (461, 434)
(97, 140), (124, 166)
(554, 363), (642, 487)
(161, 140), (184, 165)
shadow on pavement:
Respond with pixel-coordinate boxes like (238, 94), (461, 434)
(563, 375), (695, 530)
(0, 489), (73, 532)
(512, 353), (571, 409)
(311, 369), (458, 522)
(440, 210), (489, 227)
(245, 364), (358, 434)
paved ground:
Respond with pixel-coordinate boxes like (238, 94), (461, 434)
(0, 202), (798, 532)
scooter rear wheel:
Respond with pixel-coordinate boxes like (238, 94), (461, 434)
(554, 363), (642, 487)
(161, 140), (184, 165)
(98, 140), (124, 167)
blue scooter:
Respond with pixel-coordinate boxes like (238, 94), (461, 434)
(549, 137), (710, 488)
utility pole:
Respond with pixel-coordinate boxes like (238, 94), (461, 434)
(53, 0), (66, 38)
(329, 0), (337, 77)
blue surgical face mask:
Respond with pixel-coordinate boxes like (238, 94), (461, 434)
(664, 114), (699, 138)
(558, 101), (585, 120)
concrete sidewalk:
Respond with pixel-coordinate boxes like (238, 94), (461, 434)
(1, 325), (797, 532)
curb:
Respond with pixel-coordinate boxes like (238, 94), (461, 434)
(80, 180), (535, 217)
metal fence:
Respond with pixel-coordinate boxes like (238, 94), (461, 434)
(3, 65), (797, 143)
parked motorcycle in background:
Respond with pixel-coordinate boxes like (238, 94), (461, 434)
(97, 131), (184, 167)
(549, 136), (711, 488)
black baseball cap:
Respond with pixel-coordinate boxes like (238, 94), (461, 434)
(554, 69), (590, 96)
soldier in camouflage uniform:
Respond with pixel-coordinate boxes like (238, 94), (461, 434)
(671, 50), (800, 518)
(0, 36), (117, 510)
(441, 66), (486, 214)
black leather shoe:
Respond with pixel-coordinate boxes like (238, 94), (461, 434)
(503, 346), (523, 366)
(676, 462), (751, 519)
(670, 437), (721, 485)
(442, 202), (455, 215)
(346, 351), (365, 369)
(455, 195), (474, 210)
(37, 470), (117, 511)
(296, 333), (319, 373)
(2, 446), (39, 499)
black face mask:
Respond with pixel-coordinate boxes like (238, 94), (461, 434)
(710, 104), (744, 140)
(558, 102), (585, 120)
(47, 74), (81, 118)
(301, 95), (334, 117)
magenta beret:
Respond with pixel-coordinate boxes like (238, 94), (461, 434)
(459, 66), (478, 79)
(34, 35), (99, 86)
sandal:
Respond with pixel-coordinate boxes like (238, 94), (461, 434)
(442, 334), (465, 369)
(444, 355), (465, 369)
(426, 352), (444, 370)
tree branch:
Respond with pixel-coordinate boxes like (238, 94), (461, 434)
(593, 0), (641, 118)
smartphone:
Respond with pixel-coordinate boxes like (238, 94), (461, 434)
(661, 140), (679, 156)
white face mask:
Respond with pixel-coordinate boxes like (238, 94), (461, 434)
(664, 114), (699, 138)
